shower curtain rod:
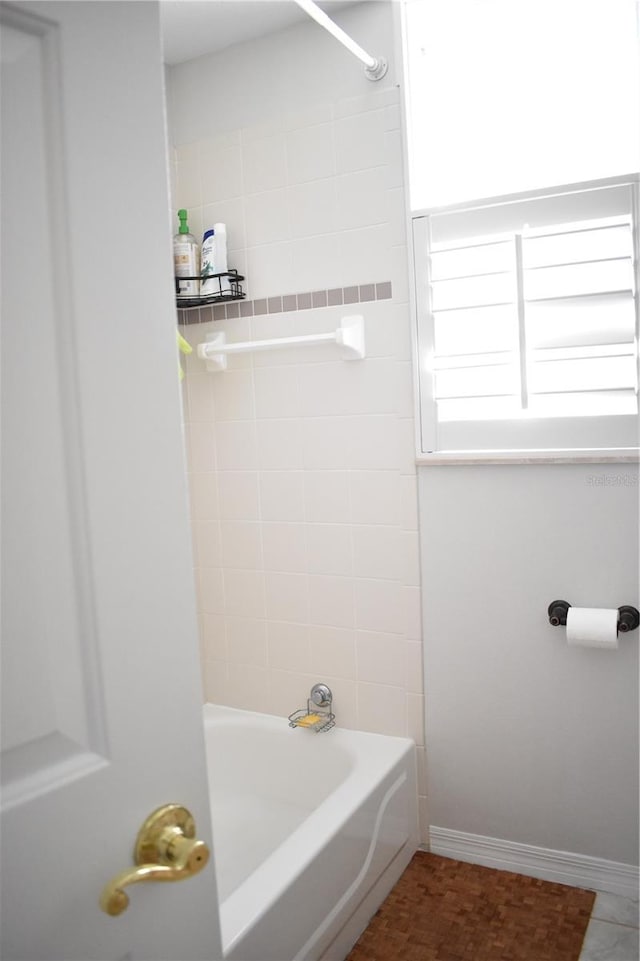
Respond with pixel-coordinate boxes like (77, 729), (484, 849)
(293, 0), (388, 80)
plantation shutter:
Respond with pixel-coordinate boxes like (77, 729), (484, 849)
(414, 178), (639, 456)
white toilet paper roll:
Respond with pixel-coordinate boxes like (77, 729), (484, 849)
(566, 607), (619, 649)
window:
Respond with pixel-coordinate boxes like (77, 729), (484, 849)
(403, 0), (640, 460)
(413, 177), (639, 458)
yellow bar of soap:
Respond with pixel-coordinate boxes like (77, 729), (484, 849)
(295, 713), (322, 727)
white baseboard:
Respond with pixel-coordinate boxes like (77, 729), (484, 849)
(428, 826), (639, 899)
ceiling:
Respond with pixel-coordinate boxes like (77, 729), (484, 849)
(160, 0), (359, 66)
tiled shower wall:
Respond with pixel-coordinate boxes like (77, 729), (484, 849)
(171, 79), (427, 838)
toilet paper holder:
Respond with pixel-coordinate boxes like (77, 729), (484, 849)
(547, 600), (640, 634)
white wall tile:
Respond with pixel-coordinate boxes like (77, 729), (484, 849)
(406, 640), (423, 695)
(226, 662), (270, 713)
(297, 363), (347, 417)
(241, 115), (285, 144)
(347, 415), (400, 470)
(297, 359), (396, 418)
(302, 417), (354, 470)
(418, 796), (429, 845)
(304, 471), (350, 524)
(389, 243), (411, 303)
(383, 103), (401, 132)
(190, 472), (219, 521)
(349, 471), (401, 526)
(401, 530), (421, 588)
(407, 692), (425, 746)
(284, 102), (333, 130)
(291, 233), (342, 292)
(400, 474), (419, 531)
(333, 88), (399, 121)
(250, 311), (296, 353)
(259, 471), (305, 521)
(188, 422), (216, 472)
(243, 134), (287, 194)
(198, 566), (225, 614)
(186, 372), (215, 422)
(354, 577), (402, 633)
(215, 420), (258, 470)
(335, 167), (388, 231)
(200, 140), (243, 204)
(386, 186), (407, 247)
(335, 109), (387, 173)
(415, 746), (428, 796)
(308, 625), (356, 680)
(202, 613), (227, 661)
(353, 525), (402, 580)
(356, 631), (406, 687)
(321, 675), (358, 730)
(306, 524), (353, 577)
(253, 367), (300, 420)
(357, 681), (407, 736)
(309, 574), (355, 628)
(245, 188), (290, 246)
(269, 668), (314, 718)
(226, 615), (268, 666)
(403, 585), (422, 641)
(384, 130), (405, 190)
(218, 471), (259, 521)
(396, 361), (415, 418)
(346, 359), (399, 416)
(256, 419), (305, 470)
(265, 571), (309, 623)
(286, 122), (335, 184)
(202, 658), (228, 704)
(339, 224), (390, 286)
(224, 568), (265, 619)
(267, 621), (310, 672)
(175, 143), (201, 208)
(288, 179), (337, 239)
(262, 522), (307, 573)
(212, 369), (255, 421)
(194, 521), (222, 569)
(246, 241), (295, 300)
(220, 521), (263, 570)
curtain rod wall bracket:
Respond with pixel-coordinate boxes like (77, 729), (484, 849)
(364, 57), (388, 82)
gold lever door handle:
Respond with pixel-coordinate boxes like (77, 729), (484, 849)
(100, 804), (210, 916)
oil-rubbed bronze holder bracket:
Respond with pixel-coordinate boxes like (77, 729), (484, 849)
(547, 600), (640, 633)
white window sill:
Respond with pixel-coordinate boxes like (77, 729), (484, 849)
(416, 450), (640, 466)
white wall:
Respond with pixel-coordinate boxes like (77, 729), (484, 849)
(419, 463), (639, 866)
(166, 3), (429, 841)
(166, 2), (399, 145)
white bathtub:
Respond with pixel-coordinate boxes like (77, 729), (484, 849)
(203, 704), (419, 961)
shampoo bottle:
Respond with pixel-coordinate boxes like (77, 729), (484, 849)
(173, 209), (199, 298)
(200, 228), (218, 296)
(213, 223), (231, 295)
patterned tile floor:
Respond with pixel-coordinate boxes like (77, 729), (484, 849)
(579, 891), (639, 961)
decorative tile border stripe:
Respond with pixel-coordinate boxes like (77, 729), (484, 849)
(178, 281), (392, 325)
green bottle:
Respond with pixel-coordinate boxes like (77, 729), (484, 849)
(173, 209), (200, 298)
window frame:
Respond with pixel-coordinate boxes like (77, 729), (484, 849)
(411, 174), (640, 465)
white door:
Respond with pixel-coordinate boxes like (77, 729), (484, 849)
(0, 3), (222, 958)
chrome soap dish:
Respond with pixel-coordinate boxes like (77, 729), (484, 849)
(289, 683), (335, 733)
